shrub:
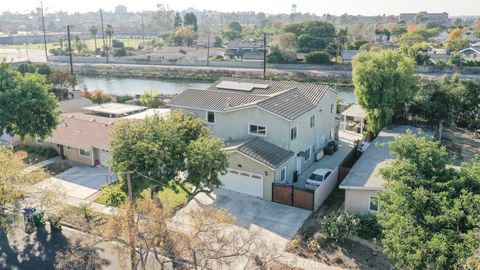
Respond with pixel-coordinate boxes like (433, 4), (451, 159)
(267, 45), (296, 64)
(111, 39), (125, 48)
(319, 211), (359, 245)
(116, 95), (134, 104)
(354, 213), (382, 240)
(305, 51), (331, 64)
(102, 184), (127, 207)
(114, 48), (127, 57)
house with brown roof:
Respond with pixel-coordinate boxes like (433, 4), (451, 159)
(169, 78), (338, 200)
(26, 101), (170, 167)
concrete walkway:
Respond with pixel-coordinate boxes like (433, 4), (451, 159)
(22, 156), (61, 174)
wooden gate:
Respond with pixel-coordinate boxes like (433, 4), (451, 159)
(272, 183), (314, 210)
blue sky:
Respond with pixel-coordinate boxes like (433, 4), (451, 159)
(2, 0), (480, 16)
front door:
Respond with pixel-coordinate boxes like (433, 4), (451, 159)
(296, 156), (302, 174)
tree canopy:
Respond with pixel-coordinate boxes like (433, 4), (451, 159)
(183, 12), (198, 32)
(352, 49), (417, 136)
(0, 63), (59, 140)
(109, 112), (227, 199)
(283, 21), (336, 52)
(378, 131), (480, 269)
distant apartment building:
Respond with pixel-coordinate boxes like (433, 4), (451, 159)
(399, 11), (449, 26)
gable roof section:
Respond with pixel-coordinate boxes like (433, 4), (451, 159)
(46, 114), (117, 150)
(231, 137), (294, 169)
(170, 78), (336, 120)
(257, 88), (316, 120)
(169, 89), (267, 111)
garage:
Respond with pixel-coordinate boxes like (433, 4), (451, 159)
(219, 169), (263, 198)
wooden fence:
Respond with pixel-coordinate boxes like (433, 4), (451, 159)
(272, 183), (314, 210)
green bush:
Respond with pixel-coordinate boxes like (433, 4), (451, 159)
(112, 39), (125, 48)
(267, 45), (296, 64)
(114, 48), (127, 57)
(116, 95), (134, 104)
(319, 211), (359, 245)
(305, 51), (331, 64)
(102, 184), (127, 207)
(354, 213), (382, 240)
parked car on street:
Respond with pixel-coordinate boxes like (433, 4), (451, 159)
(306, 168), (333, 186)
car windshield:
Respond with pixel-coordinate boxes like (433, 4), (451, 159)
(309, 174), (324, 181)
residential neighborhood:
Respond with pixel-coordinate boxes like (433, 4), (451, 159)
(1, 1), (480, 270)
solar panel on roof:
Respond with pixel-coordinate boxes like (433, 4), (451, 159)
(216, 81), (269, 91)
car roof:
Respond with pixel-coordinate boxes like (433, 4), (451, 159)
(312, 168), (332, 175)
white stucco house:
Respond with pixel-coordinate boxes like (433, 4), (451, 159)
(169, 78), (338, 200)
(339, 125), (430, 214)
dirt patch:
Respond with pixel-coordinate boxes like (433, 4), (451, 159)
(287, 187), (392, 269)
(443, 128), (480, 164)
(44, 162), (73, 177)
(60, 206), (108, 231)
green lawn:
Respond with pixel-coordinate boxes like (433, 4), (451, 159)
(95, 183), (190, 210)
(0, 38), (144, 52)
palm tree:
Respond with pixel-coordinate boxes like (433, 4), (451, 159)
(105, 24), (114, 47)
(89, 25), (98, 52)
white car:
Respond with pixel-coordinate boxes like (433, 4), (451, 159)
(305, 168), (333, 186)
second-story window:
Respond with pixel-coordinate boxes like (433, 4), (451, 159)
(330, 104), (335, 114)
(207, 111), (215, 124)
(310, 115), (315, 128)
(249, 124), (267, 136)
(290, 126), (297, 141)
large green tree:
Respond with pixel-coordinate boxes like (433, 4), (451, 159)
(109, 112), (227, 198)
(183, 12), (198, 32)
(378, 131), (480, 269)
(352, 49), (417, 136)
(0, 63), (59, 140)
(283, 21), (336, 52)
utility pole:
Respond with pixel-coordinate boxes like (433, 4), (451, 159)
(263, 33), (267, 80)
(206, 32), (210, 66)
(100, 9), (108, 63)
(66, 25), (74, 76)
(40, 1), (48, 61)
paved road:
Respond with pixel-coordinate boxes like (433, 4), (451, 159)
(0, 225), (124, 270)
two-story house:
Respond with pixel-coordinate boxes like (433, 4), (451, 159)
(169, 78), (338, 200)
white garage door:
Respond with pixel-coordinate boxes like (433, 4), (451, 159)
(219, 169), (263, 198)
(99, 150), (111, 167)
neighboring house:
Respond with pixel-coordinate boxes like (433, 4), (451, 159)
(339, 126), (428, 214)
(169, 78), (338, 200)
(341, 50), (359, 64)
(224, 42), (264, 59)
(25, 102), (170, 167)
(428, 49), (451, 64)
(460, 42), (480, 61)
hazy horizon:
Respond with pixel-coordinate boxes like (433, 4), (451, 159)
(2, 0), (479, 17)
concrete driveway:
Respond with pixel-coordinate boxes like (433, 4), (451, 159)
(32, 166), (116, 200)
(177, 188), (310, 244)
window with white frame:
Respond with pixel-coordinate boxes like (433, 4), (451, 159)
(290, 126), (297, 141)
(79, 148), (91, 157)
(310, 115), (315, 128)
(206, 111), (215, 124)
(280, 167), (287, 182)
(369, 196), (380, 212)
(249, 124), (267, 136)
(66, 145), (75, 152)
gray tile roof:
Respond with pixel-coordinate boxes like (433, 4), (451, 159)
(169, 89), (267, 111)
(170, 78), (336, 120)
(234, 137), (294, 169)
(257, 88), (316, 120)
